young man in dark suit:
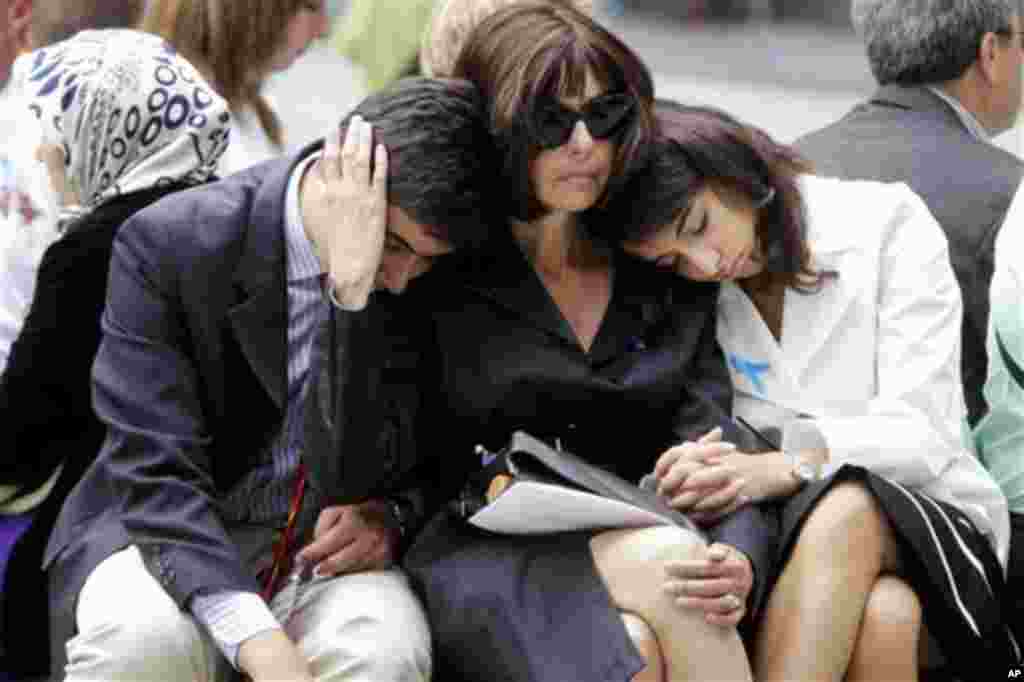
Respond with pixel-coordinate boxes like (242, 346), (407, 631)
(43, 77), (493, 682)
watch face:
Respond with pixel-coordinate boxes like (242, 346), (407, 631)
(796, 460), (817, 483)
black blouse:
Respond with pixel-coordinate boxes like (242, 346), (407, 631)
(415, 228), (748, 505)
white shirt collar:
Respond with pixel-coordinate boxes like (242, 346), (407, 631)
(926, 86), (992, 142)
(283, 152), (325, 283)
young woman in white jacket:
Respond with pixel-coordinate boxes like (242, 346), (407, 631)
(602, 101), (1016, 682)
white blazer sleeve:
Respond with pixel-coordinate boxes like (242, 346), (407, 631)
(785, 188), (969, 485)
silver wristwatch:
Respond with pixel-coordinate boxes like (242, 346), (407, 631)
(787, 451), (821, 487)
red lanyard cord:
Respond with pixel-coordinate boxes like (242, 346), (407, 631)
(260, 463), (307, 602)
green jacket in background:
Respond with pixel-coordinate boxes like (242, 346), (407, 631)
(334, 0), (437, 92)
(975, 185), (1024, 515)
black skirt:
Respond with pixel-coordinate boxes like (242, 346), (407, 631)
(403, 508), (645, 682)
(767, 464), (1021, 680)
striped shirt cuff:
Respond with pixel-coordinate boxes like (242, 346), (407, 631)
(191, 590), (281, 669)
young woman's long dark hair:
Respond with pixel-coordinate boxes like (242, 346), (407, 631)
(600, 101), (826, 292)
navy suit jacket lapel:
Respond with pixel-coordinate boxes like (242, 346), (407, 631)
(227, 143), (323, 410)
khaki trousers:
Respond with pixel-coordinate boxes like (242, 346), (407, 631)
(63, 546), (431, 681)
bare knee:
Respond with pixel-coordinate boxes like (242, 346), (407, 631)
(592, 526), (707, 567)
(861, 576), (922, 640)
(847, 576), (922, 681)
(797, 482), (894, 564)
(621, 613), (664, 682)
(591, 526), (707, 609)
(805, 482), (881, 534)
(595, 530), (751, 681)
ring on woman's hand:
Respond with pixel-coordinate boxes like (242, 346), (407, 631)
(722, 593), (743, 612)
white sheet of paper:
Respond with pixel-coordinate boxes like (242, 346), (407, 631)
(468, 480), (680, 534)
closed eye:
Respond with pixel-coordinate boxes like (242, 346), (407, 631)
(685, 212), (708, 237)
(655, 254), (677, 270)
(385, 234), (410, 253)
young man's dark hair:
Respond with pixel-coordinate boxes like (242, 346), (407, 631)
(340, 77), (497, 248)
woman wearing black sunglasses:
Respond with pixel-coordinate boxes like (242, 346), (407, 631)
(400, 3), (773, 681)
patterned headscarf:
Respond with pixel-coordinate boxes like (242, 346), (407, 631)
(20, 29), (231, 214)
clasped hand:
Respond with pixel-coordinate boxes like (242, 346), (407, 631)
(652, 427), (795, 522)
(648, 427), (790, 627)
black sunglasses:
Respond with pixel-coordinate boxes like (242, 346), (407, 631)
(529, 92), (637, 149)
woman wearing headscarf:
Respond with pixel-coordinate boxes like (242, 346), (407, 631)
(141, 0), (330, 173)
(0, 28), (230, 677)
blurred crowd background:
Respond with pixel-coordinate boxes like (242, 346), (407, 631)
(267, 0), (1021, 159)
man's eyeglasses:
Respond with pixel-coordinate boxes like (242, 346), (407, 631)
(528, 92), (637, 149)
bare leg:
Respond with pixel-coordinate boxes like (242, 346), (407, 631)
(846, 575), (922, 682)
(622, 612), (665, 682)
(754, 482), (904, 682)
(591, 526), (752, 682)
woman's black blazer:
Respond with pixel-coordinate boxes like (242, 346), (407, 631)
(407, 231), (778, 613)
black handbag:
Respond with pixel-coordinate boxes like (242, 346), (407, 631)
(453, 431), (706, 538)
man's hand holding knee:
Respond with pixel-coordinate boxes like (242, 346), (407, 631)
(297, 500), (400, 577)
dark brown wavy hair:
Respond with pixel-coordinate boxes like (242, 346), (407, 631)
(600, 100), (824, 292)
(140, 0), (312, 149)
(451, 1), (656, 222)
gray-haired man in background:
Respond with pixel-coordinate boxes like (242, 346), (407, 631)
(796, 0), (1024, 667)
(796, 0), (1024, 428)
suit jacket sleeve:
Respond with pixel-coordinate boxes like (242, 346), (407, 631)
(303, 292), (430, 543)
(666, 279), (779, 616)
(705, 500), (780, 623)
(89, 212), (260, 607)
